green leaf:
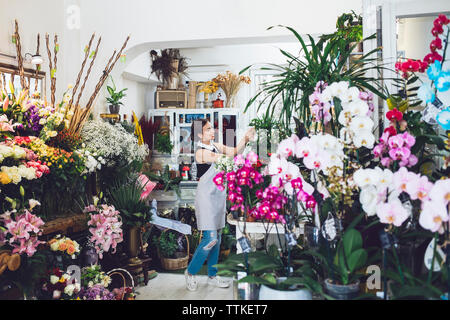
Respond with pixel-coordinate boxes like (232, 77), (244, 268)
(343, 229), (363, 258)
(347, 248), (368, 273)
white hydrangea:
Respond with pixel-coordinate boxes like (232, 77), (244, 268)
(81, 120), (149, 168)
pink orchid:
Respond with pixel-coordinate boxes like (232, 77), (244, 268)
(393, 167), (418, 193)
(389, 147), (411, 162)
(407, 155), (418, 167)
(376, 199), (409, 227)
(303, 150), (329, 171)
(401, 132), (416, 148)
(373, 144), (385, 158)
(295, 137), (317, 158)
(429, 179), (450, 204)
(234, 154), (245, 166)
(405, 175), (433, 201)
(388, 135), (405, 149)
(226, 171), (236, 182)
(277, 136), (298, 159)
(246, 151), (258, 164)
(381, 157), (393, 167)
(213, 172), (225, 185)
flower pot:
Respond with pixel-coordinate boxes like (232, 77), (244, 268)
(150, 189), (179, 214)
(258, 277), (312, 300)
(304, 224), (320, 250)
(81, 245), (99, 267)
(125, 226), (142, 265)
(109, 104), (120, 114)
(324, 278), (360, 300)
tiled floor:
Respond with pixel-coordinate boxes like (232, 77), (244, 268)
(135, 273), (235, 300)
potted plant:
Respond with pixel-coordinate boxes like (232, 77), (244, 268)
(152, 229), (189, 270)
(145, 165), (182, 208)
(107, 175), (152, 265)
(106, 77), (127, 114)
(318, 229), (368, 300)
(215, 244), (323, 300)
(150, 49), (188, 89)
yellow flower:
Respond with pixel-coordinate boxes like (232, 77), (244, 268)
(59, 165), (62, 168)
(0, 172), (11, 184)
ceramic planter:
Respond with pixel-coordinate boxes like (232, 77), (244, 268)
(125, 226), (142, 265)
(258, 277), (312, 300)
(109, 104), (120, 114)
(324, 278), (360, 300)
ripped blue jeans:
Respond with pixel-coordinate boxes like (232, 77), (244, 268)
(187, 229), (222, 277)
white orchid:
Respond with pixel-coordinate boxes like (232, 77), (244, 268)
(360, 185), (378, 216)
(353, 130), (375, 149)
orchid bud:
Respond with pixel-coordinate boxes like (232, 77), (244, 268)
(399, 120), (408, 131)
(20, 186), (25, 197)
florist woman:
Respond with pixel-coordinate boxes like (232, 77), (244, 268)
(185, 119), (255, 291)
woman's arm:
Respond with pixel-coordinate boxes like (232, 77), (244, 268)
(214, 128), (255, 157)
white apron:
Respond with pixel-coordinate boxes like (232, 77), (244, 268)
(195, 162), (227, 230)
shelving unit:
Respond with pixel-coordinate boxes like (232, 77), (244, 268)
(148, 107), (240, 163)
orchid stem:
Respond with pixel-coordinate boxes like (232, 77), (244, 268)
(427, 232), (438, 285)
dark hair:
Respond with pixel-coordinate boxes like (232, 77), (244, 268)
(191, 119), (209, 142)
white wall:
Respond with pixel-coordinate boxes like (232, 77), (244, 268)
(0, 0), (362, 117)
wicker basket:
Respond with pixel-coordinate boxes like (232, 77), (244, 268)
(107, 268), (135, 300)
(157, 229), (190, 271)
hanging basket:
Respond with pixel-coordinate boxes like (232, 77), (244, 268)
(157, 229), (190, 270)
(107, 268), (135, 300)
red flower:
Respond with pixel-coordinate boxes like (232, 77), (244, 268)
(431, 24), (444, 36)
(384, 126), (397, 137)
(430, 37), (443, 52)
(386, 108), (403, 121)
(419, 60), (429, 73)
(438, 14), (449, 25)
(432, 51), (443, 62)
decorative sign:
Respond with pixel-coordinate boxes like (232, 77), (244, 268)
(238, 236), (252, 253)
(285, 232), (297, 247)
(424, 239), (446, 272)
(321, 212), (338, 241)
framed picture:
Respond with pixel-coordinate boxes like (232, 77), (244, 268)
(185, 113), (205, 124)
(179, 127), (193, 154)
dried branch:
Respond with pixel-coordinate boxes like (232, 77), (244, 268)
(69, 33), (95, 107)
(34, 34), (40, 92)
(45, 33), (53, 104)
(52, 35), (58, 105)
(85, 35), (130, 111)
(75, 36), (101, 108)
(14, 20), (26, 91)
